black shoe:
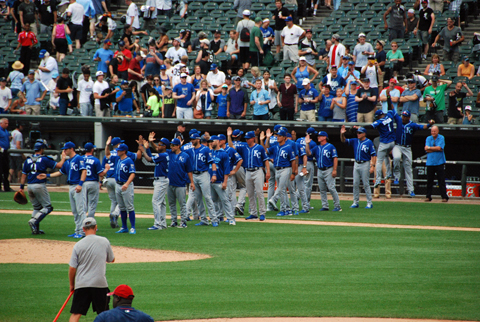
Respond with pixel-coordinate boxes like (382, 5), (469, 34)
(170, 221), (178, 227)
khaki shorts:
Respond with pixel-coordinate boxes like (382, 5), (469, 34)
(299, 109), (315, 121)
(447, 117), (462, 124)
(357, 109), (375, 123)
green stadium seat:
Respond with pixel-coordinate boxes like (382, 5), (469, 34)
(355, 3), (370, 11)
(226, 10), (238, 19)
(177, 22), (190, 30)
(338, 3), (353, 11)
(343, 24), (357, 34)
(251, 3), (266, 11)
(371, 3), (386, 12)
(454, 76), (469, 83)
(216, 17), (231, 25)
(266, 3), (277, 11)
(185, 16), (199, 24)
(203, 2), (219, 10)
(327, 25), (342, 33)
(257, 10), (272, 19)
(210, 10), (225, 18)
(353, 17), (367, 25)
(330, 11), (344, 19)
(169, 16), (184, 24)
(219, 2), (232, 10)
(201, 17), (215, 24)
(188, 2), (203, 11)
(337, 17), (350, 26)
(322, 17), (335, 25)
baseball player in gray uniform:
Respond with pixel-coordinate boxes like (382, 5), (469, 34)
(230, 129), (248, 215)
(303, 127), (318, 210)
(83, 143), (110, 218)
(261, 125), (281, 211)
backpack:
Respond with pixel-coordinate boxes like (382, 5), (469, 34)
(240, 21), (250, 42)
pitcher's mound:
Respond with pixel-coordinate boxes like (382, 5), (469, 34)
(0, 239), (211, 264)
(156, 318), (476, 322)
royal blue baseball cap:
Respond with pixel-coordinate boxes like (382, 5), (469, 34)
(285, 16), (293, 22)
(232, 129), (244, 137)
(286, 133), (292, 138)
(318, 131), (328, 138)
(244, 131), (255, 139)
(159, 138), (170, 146)
(279, 126), (288, 132)
(306, 127), (317, 135)
(277, 129), (287, 137)
(160, 64), (167, 70)
(189, 128), (199, 136)
(121, 80), (129, 85)
(118, 40), (126, 46)
(39, 49), (47, 58)
(61, 141), (75, 150)
(111, 137), (124, 146)
(34, 142), (45, 151)
(374, 110), (384, 118)
(171, 138), (181, 145)
(190, 133), (201, 140)
(273, 124), (282, 132)
(117, 143), (128, 151)
(84, 142), (96, 151)
(357, 127), (366, 134)
(402, 110), (411, 117)
(217, 134), (226, 141)
(210, 135), (219, 141)
(210, 63), (218, 70)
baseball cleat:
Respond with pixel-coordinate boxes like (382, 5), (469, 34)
(293, 211), (299, 216)
(310, 206), (314, 210)
(245, 215), (258, 220)
(178, 222), (187, 228)
(148, 226), (160, 230)
(319, 208), (329, 211)
(365, 204), (373, 209)
(409, 191), (416, 198)
(212, 222), (219, 227)
(229, 220), (237, 225)
(268, 200), (279, 211)
(299, 209), (309, 214)
(186, 216), (192, 221)
(129, 228), (136, 234)
(235, 205), (244, 216)
(68, 233), (77, 237)
(276, 211), (286, 217)
(28, 220), (38, 234)
(170, 222), (178, 228)
(385, 175), (392, 180)
(116, 228), (129, 233)
(195, 222), (209, 226)
(109, 214), (118, 228)
(218, 217), (224, 222)
(350, 204), (359, 208)
(73, 234), (85, 239)
(332, 207), (342, 212)
(37, 230), (45, 234)
(259, 215), (265, 221)
(373, 182), (380, 188)
(286, 210), (293, 216)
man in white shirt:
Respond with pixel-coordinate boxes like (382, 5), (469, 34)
(281, 16), (305, 63)
(165, 38), (187, 65)
(0, 77), (12, 113)
(142, 0), (157, 31)
(352, 33), (374, 72)
(125, 0), (140, 29)
(77, 70), (95, 116)
(224, 30), (240, 66)
(93, 71), (112, 116)
(379, 78), (401, 113)
(37, 49), (58, 86)
(8, 121), (25, 183)
(66, 0), (85, 49)
(206, 63), (225, 96)
(155, 0), (172, 16)
(328, 34), (346, 70)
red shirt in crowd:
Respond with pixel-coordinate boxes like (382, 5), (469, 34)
(18, 31), (38, 47)
(128, 58), (142, 81)
(114, 49), (132, 72)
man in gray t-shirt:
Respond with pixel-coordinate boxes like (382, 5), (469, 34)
(352, 33), (374, 70)
(383, 0), (407, 41)
(432, 17), (464, 63)
(69, 217), (115, 322)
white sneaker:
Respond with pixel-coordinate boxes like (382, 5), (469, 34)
(229, 220), (236, 225)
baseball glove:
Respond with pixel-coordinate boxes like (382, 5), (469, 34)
(14, 191), (28, 205)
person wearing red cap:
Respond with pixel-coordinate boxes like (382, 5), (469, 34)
(93, 285), (154, 322)
(379, 78), (400, 113)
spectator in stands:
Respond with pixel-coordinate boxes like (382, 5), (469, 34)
(77, 69), (94, 116)
(55, 67), (73, 116)
(448, 0), (463, 26)
(432, 17), (464, 63)
(317, 85), (334, 121)
(281, 16), (305, 63)
(216, 85), (229, 119)
(166, 38), (187, 65)
(143, 44), (164, 77)
(37, 50), (58, 88)
(93, 39), (114, 74)
(128, 51), (144, 81)
(206, 63), (226, 95)
(10, 92), (27, 114)
(11, 0), (22, 34)
(260, 19), (274, 54)
(233, 0), (251, 25)
(379, 78), (400, 113)
(171, 64), (191, 88)
(140, 75), (153, 108)
(236, 68), (250, 88)
(236, 9), (255, 70)
(385, 41), (404, 80)
(463, 105), (475, 124)
(405, 9), (418, 38)
(142, 0), (157, 31)
(0, 78), (12, 114)
(172, 72), (195, 119)
(298, 29), (318, 67)
(277, 74), (297, 120)
(457, 56), (475, 80)
(361, 56), (381, 101)
(16, 22), (37, 75)
(38, 0), (56, 38)
(179, 29), (192, 53)
(429, 0), (443, 12)
(129, 80), (141, 113)
(298, 79), (318, 121)
(210, 30), (225, 56)
(407, 70), (429, 91)
(248, 67), (262, 88)
(331, 87), (346, 122)
(66, 0), (84, 49)
(291, 56), (318, 93)
(145, 87), (161, 117)
(115, 80), (134, 116)
(400, 78), (422, 122)
(194, 80), (214, 119)
(115, 41), (132, 80)
(93, 71), (111, 116)
(125, 0), (139, 29)
(77, 0), (96, 44)
(92, 0), (108, 17)
(383, 0), (407, 41)
(423, 75), (452, 123)
(414, 0), (435, 61)
(344, 79), (359, 122)
(423, 54), (445, 76)
(190, 31), (206, 52)
(447, 81), (473, 124)
(338, 56), (350, 78)
(318, 39), (332, 63)
(375, 40), (387, 91)
(0, 0), (9, 22)
(7, 61), (25, 99)
(261, 70), (277, 115)
(98, 14), (116, 41)
(319, 65), (346, 92)
(328, 34), (345, 69)
(20, 69), (46, 115)
(52, 17), (69, 63)
(155, 0), (172, 17)
(18, 0), (37, 35)
(224, 30), (240, 67)
(353, 33), (374, 72)
(249, 17), (264, 67)
(195, 39), (213, 75)
(272, 0), (290, 55)
(190, 65), (204, 91)
(162, 86), (175, 117)
(227, 76), (248, 119)
(344, 61), (361, 83)
(355, 78), (377, 122)
(8, 121), (24, 183)
(250, 79), (270, 120)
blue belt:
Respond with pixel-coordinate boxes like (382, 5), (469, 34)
(275, 166), (289, 170)
(355, 161), (367, 164)
(193, 171), (206, 175)
(117, 181), (126, 185)
(319, 166), (332, 171)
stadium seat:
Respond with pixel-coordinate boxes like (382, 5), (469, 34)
(216, 17), (231, 25)
(322, 17), (336, 26)
(343, 25), (358, 34)
(327, 25), (342, 33)
(201, 17), (215, 24)
(266, 3), (277, 11)
(337, 17), (350, 26)
(355, 3), (370, 12)
(330, 11), (345, 19)
(454, 76), (469, 83)
(188, 2), (203, 11)
(218, 2), (231, 10)
(258, 10), (272, 19)
(338, 3), (353, 11)
(194, 9), (209, 17)
(371, 3), (386, 12)
(177, 22), (190, 30)
(203, 2), (219, 11)
(226, 10), (238, 19)
(251, 3), (266, 11)
(185, 16), (199, 24)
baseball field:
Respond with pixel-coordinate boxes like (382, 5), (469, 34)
(0, 190), (479, 322)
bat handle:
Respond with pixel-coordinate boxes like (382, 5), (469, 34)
(52, 290), (74, 322)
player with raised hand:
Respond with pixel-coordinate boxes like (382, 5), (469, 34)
(83, 143), (110, 219)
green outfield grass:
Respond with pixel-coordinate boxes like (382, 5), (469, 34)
(0, 191), (479, 227)
(1, 200), (480, 322)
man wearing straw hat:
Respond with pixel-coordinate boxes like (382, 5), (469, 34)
(7, 61), (25, 99)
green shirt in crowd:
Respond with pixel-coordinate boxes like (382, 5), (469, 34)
(423, 83), (449, 111)
(249, 26), (264, 52)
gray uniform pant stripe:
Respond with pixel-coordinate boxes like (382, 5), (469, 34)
(83, 181), (100, 218)
(115, 183), (135, 212)
(287, 172), (299, 212)
(317, 167), (341, 209)
(375, 142), (395, 184)
(211, 183), (235, 222)
(274, 167), (292, 212)
(305, 161), (315, 204)
(235, 166), (247, 208)
(392, 145), (414, 192)
(152, 177), (169, 228)
(353, 162), (373, 204)
(69, 185), (86, 234)
(27, 183), (52, 218)
(267, 162), (277, 206)
(105, 178), (119, 216)
(193, 171), (217, 224)
(228, 175), (237, 211)
(246, 169), (266, 217)
(295, 173), (309, 212)
(168, 185), (187, 223)
(186, 184), (199, 216)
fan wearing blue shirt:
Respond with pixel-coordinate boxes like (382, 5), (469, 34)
(227, 128), (270, 221)
(298, 79), (319, 122)
(340, 125), (377, 209)
(93, 40), (114, 74)
(172, 74), (195, 119)
(305, 131), (341, 212)
(116, 80), (134, 116)
(391, 110), (433, 197)
(250, 79), (271, 120)
(424, 125), (448, 202)
(20, 141), (66, 235)
(83, 142), (109, 218)
(317, 85), (335, 121)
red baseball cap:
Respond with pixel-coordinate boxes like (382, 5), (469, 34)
(389, 78), (397, 83)
(107, 285), (135, 299)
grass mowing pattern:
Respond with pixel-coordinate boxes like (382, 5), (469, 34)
(0, 210), (479, 322)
